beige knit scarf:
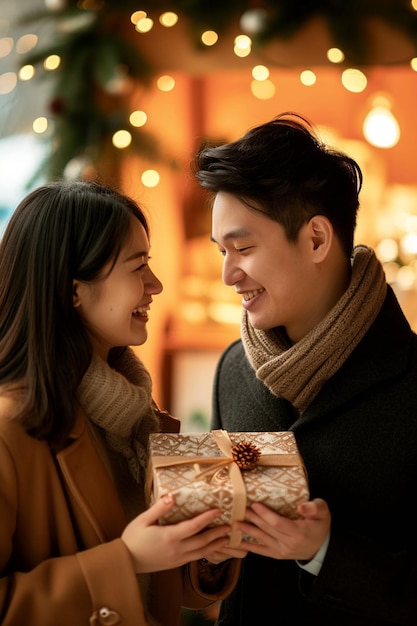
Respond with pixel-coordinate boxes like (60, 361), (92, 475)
(241, 245), (387, 413)
(77, 347), (160, 484)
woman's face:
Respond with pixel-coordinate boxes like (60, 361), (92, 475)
(73, 215), (162, 360)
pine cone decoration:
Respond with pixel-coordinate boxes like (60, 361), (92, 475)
(231, 440), (261, 470)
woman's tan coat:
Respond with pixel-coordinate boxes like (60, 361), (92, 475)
(0, 396), (239, 626)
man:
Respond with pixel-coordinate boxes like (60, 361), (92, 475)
(193, 113), (417, 626)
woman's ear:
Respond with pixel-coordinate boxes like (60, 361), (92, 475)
(308, 215), (333, 262)
(73, 280), (82, 308)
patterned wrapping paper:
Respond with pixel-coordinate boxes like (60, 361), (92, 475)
(147, 430), (309, 547)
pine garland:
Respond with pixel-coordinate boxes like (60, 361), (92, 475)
(22, 0), (417, 182)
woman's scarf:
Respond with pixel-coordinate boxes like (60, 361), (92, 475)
(77, 347), (159, 483)
(241, 245), (387, 413)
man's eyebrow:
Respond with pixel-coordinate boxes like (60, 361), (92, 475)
(210, 228), (252, 243)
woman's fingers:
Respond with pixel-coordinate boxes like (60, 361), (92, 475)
(141, 495), (228, 536)
(175, 508), (229, 537)
(136, 493), (176, 526)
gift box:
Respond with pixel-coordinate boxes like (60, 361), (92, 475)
(147, 430), (309, 547)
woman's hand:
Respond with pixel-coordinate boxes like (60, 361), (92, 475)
(121, 494), (244, 573)
(234, 498), (331, 562)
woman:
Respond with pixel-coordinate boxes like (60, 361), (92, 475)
(0, 180), (241, 626)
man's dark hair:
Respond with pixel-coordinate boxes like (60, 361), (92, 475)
(194, 112), (363, 257)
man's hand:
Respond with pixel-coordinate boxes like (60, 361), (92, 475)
(234, 498), (331, 562)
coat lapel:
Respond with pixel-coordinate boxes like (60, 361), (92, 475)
(56, 413), (127, 543)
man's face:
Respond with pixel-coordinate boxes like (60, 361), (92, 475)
(211, 192), (322, 343)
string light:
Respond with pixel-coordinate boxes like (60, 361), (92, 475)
(141, 169), (160, 187)
(374, 195), (417, 293)
(131, 11), (147, 25)
(401, 232), (417, 256)
(129, 110), (147, 127)
(43, 54), (60, 70)
(300, 70), (316, 86)
(18, 64), (35, 80)
(16, 34), (37, 54)
(112, 129), (132, 148)
(250, 64), (274, 98)
(0, 38), (13, 58)
(327, 47), (345, 63)
(156, 75), (175, 91)
(201, 31), (218, 46)
(376, 238), (398, 262)
(341, 68), (367, 93)
(0, 72), (16, 94)
(397, 265), (416, 290)
(239, 8), (267, 35)
(32, 117), (48, 133)
(234, 34), (252, 58)
(3, 3), (417, 189)
(250, 79), (275, 99)
(159, 12), (178, 27)
(135, 17), (153, 33)
(363, 96), (400, 148)
(251, 65), (269, 81)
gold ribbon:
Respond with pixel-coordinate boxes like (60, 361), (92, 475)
(149, 429), (304, 547)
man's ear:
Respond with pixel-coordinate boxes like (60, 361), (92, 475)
(308, 215), (333, 262)
(73, 280), (82, 308)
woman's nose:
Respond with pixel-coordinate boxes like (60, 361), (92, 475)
(147, 269), (163, 294)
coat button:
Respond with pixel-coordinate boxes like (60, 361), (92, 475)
(96, 606), (121, 625)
